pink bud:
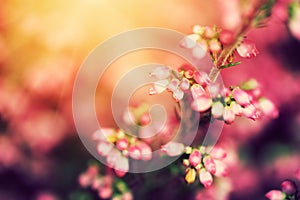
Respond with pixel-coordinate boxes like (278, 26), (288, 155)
(129, 145), (142, 160)
(259, 98), (278, 118)
(265, 190), (286, 200)
(189, 150), (202, 167)
(204, 26), (215, 38)
(223, 106), (235, 124)
(168, 79), (180, 92)
(236, 39), (259, 58)
(122, 192), (133, 200)
(214, 160), (228, 177)
(97, 141), (113, 156)
(173, 89), (184, 101)
(219, 30), (234, 45)
(180, 34), (200, 49)
(199, 169), (213, 188)
(140, 113), (151, 125)
(150, 66), (171, 80)
(116, 138), (129, 151)
(193, 71), (211, 86)
(210, 147), (227, 160)
(209, 39), (221, 53)
(190, 84), (206, 99)
(192, 45), (206, 60)
(232, 88), (251, 106)
(106, 149), (122, 168)
(242, 104), (257, 118)
(180, 78), (190, 90)
(161, 141), (184, 156)
(191, 96), (212, 112)
(98, 187), (113, 199)
(149, 80), (168, 95)
(211, 101), (224, 118)
(114, 156), (129, 177)
(136, 142), (152, 161)
(281, 180), (297, 195)
(78, 173), (92, 188)
(203, 156), (216, 174)
(207, 83), (220, 98)
(230, 101), (243, 116)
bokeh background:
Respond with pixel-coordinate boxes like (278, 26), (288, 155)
(0, 0), (299, 199)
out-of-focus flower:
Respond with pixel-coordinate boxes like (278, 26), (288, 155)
(265, 190), (286, 200)
(36, 192), (57, 200)
(161, 141), (184, 156)
(281, 180), (297, 195)
(259, 98), (279, 118)
(288, 2), (300, 40)
(199, 169), (213, 188)
(203, 156), (216, 174)
(232, 87), (251, 106)
(236, 39), (259, 58)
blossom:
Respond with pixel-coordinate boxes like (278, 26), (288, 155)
(161, 141), (184, 156)
(211, 101), (224, 118)
(189, 150), (202, 167)
(203, 156), (216, 174)
(265, 190), (286, 200)
(236, 39), (259, 58)
(199, 169), (213, 188)
(281, 180), (297, 195)
(259, 98), (279, 118)
(185, 168), (197, 184)
(232, 88), (251, 106)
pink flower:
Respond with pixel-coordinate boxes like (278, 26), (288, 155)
(230, 101), (243, 116)
(78, 166), (99, 187)
(236, 39), (259, 58)
(149, 79), (169, 95)
(180, 34), (200, 49)
(219, 30), (234, 45)
(193, 71), (211, 86)
(209, 39), (221, 53)
(214, 160), (228, 177)
(98, 187), (113, 199)
(265, 190), (286, 200)
(191, 84), (206, 99)
(203, 156), (216, 174)
(114, 156), (129, 177)
(223, 106), (235, 124)
(191, 96), (212, 112)
(106, 149), (122, 168)
(161, 141), (184, 156)
(150, 66), (171, 80)
(129, 145), (142, 160)
(259, 98), (278, 118)
(210, 147), (227, 160)
(97, 141), (113, 156)
(281, 180), (297, 195)
(192, 45), (206, 60)
(116, 138), (129, 151)
(211, 101), (224, 118)
(140, 113), (151, 125)
(199, 169), (213, 188)
(136, 142), (152, 161)
(180, 78), (190, 90)
(189, 150), (202, 167)
(232, 88), (251, 106)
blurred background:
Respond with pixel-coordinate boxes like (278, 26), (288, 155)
(0, 0), (299, 199)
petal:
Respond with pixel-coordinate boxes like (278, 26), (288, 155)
(236, 39), (259, 58)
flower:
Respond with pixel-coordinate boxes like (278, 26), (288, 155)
(185, 168), (197, 184)
(281, 180), (297, 195)
(189, 150), (202, 167)
(236, 39), (259, 58)
(265, 190), (286, 200)
(199, 169), (213, 188)
(232, 88), (251, 106)
(161, 141), (184, 156)
(203, 156), (216, 174)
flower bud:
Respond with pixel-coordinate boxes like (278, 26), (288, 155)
(232, 88), (251, 106)
(189, 150), (202, 167)
(203, 156), (216, 174)
(185, 168), (197, 184)
(161, 141), (184, 156)
(265, 190), (286, 200)
(199, 169), (213, 188)
(281, 180), (297, 195)
(236, 39), (259, 58)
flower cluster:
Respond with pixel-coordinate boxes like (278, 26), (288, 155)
(265, 180), (298, 200)
(183, 146), (228, 188)
(78, 165), (133, 200)
(150, 65), (278, 124)
(161, 142), (228, 188)
(92, 128), (152, 177)
(180, 25), (259, 64)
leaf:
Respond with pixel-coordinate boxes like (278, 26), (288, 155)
(219, 61), (241, 69)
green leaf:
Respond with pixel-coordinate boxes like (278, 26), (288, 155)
(219, 61), (241, 69)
